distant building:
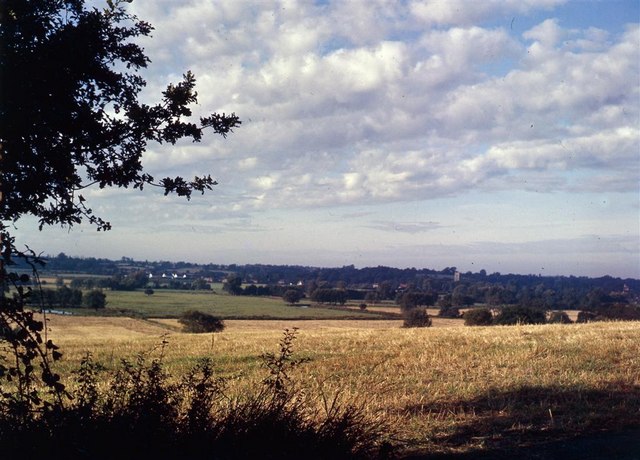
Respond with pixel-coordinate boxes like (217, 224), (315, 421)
(454, 271), (461, 282)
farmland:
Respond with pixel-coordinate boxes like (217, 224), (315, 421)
(40, 313), (640, 457)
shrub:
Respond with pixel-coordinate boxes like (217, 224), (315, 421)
(463, 308), (493, 326)
(494, 306), (546, 325)
(282, 289), (303, 305)
(144, 288), (155, 296)
(438, 306), (460, 318)
(548, 311), (572, 324)
(575, 305), (640, 323)
(403, 307), (432, 328)
(599, 304), (640, 321)
(179, 310), (225, 333)
(576, 311), (599, 323)
(83, 289), (106, 309)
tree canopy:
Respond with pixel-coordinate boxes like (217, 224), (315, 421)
(0, 0), (240, 231)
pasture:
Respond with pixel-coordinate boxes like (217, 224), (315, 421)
(40, 314), (640, 456)
(52, 288), (387, 319)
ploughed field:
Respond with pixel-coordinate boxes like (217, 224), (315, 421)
(41, 314), (640, 456)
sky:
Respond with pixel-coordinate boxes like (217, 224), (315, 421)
(15, 0), (640, 278)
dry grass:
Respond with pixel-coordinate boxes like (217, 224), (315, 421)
(38, 314), (640, 455)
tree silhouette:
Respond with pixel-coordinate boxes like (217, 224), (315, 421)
(0, 0), (240, 230)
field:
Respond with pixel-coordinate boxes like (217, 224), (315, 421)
(40, 313), (640, 457)
(50, 287), (393, 319)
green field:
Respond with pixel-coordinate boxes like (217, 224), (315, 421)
(98, 289), (384, 319)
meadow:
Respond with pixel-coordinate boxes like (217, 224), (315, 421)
(41, 314), (640, 457)
(43, 284), (390, 319)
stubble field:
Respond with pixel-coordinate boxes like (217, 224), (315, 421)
(40, 314), (640, 456)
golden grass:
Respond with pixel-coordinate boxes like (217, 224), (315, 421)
(37, 314), (640, 455)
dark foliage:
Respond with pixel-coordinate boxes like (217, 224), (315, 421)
(222, 273), (243, 295)
(402, 307), (432, 328)
(548, 311), (573, 324)
(30, 286), (83, 308)
(0, 0), (240, 231)
(398, 291), (437, 311)
(83, 289), (107, 309)
(438, 306), (461, 318)
(463, 308), (493, 326)
(311, 288), (348, 305)
(596, 304), (640, 321)
(493, 306), (547, 325)
(576, 304), (640, 323)
(282, 289), (303, 305)
(576, 311), (599, 323)
(178, 310), (225, 333)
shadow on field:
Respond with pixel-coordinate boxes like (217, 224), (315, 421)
(402, 384), (640, 459)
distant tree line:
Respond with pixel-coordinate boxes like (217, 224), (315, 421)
(30, 286), (106, 309)
(40, 254), (637, 292)
(34, 255), (639, 313)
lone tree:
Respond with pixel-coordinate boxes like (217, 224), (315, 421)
(282, 289), (303, 305)
(0, 0), (239, 406)
(179, 310), (225, 334)
(83, 289), (107, 309)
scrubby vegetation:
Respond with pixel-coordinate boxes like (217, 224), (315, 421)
(0, 329), (388, 459)
(548, 311), (572, 324)
(493, 306), (547, 325)
(463, 308), (493, 326)
(402, 307), (432, 328)
(178, 310), (225, 333)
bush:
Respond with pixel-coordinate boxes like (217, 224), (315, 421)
(576, 305), (640, 323)
(494, 306), (546, 325)
(463, 308), (493, 326)
(179, 310), (225, 333)
(282, 289), (303, 305)
(598, 304), (640, 321)
(548, 311), (572, 324)
(576, 311), (599, 323)
(438, 306), (460, 318)
(83, 289), (106, 309)
(403, 307), (432, 328)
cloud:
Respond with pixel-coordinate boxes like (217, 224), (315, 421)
(21, 1), (636, 277)
(409, 0), (566, 26)
(367, 220), (442, 233)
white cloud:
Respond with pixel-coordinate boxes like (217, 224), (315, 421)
(409, 0), (566, 26)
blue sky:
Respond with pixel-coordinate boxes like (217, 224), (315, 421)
(15, 0), (640, 277)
